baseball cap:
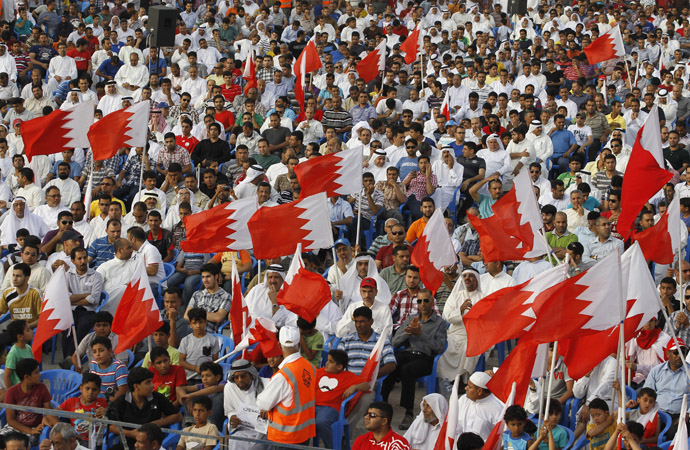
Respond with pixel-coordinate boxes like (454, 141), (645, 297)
(334, 238), (351, 248)
(360, 277), (377, 289)
(279, 326), (300, 346)
(157, 102), (170, 108)
(667, 338), (687, 352)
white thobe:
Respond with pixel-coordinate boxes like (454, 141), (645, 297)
(97, 93), (124, 115)
(48, 55), (78, 81)
(33, 203), (69, 229)
(456, 394), (504, 440)
(44, 178), (81, 207)
(97, 257), (138, 313)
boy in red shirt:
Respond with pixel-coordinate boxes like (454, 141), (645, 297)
(149, 346), (187, 406)
(316, 349), (370, 449)
(66, 38), (92, 79)
(48, 373), (108, 444)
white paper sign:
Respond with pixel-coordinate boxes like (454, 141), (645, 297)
(238, 405), (269, 433)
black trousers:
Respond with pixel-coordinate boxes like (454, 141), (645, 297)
(62, 307), (95, 359)
(381, 351), (433, 413)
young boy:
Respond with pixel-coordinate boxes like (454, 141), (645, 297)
(624, 387), (659, 444)
(556, 155), (584, 188)
(529, 401), (569, 450)
(149, 346), (186, 405)
(4, 358), (51, 447)
(4, 320), (33, 387)
(141, 322), (180, 368)
(603, 421), (646, 450)
(179, 308), (219, 382)
(315, 349), (370, 449)
(503, 405), (534, 450)
(71, 311), (129, 371)
(88, 335), (128, 401)
(586, 398), (617, 450)
(176, 396), (220, 450)
(177, 361), (225, 430)
(50, 373), (108, 444)
(298, 317), (324, 368)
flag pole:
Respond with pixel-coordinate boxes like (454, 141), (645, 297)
(355, 156), (364, 250)
(655, 291), (690, 383)
(616, 245), (626, 416)
(536, 344), (550, 432)
(541, 340), (559, 436)
(147, 335), (153, 353)
(71, 326), (81, 370)
(138, 147), (146, 197)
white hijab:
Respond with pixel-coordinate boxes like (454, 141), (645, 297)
(163, 188), (201, 229)
(404, 394), (449, 445)
(337, 254), (392, 313)
(0, 197), (49, 246)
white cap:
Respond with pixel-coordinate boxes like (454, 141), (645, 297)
(469, 372), (491, 389)
(279, 326), (300, 346)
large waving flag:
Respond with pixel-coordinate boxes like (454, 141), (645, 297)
(229, 258), (251, 347)
(583, 25), (625, 65)
(248, 192), (334, 259)
(276, 244), (332, 322)
(294, 146), (362, 199)
(356, 40), (386, 83)
(112, 257), (163, 353)
(181, 197), (258, 253)
(22, 101), (94, 162)
(399, 24), (421, 64)
(618, 106), (673, 239)
(87, 101), (149, 161)
(467, 168), (548, 262)
(294, 37), (322, 113)
(634, 195), (680, 264)
(31, 266), (72, 361)
(232, 317), (282, 358)
(411, 208), (457, 294)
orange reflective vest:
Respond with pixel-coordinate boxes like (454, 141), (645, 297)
(267, 356), (316, 444)
(279, 0), (291, 8)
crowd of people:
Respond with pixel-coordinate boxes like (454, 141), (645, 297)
(0, 0), (687, 448)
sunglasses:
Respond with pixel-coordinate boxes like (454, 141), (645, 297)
(61, 220), (73, 225)
(366, 413), (383, 418)
(391, 231), (404, 236)
(417, 298), (431, 304)
(685, 295), (690, 299)
(406, 146), (416, 149)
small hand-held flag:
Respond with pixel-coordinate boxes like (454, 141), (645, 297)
(411, 208), (457, 293)
(229, 257), (251, 347)
(276, 244), (332, 322)
(583, 25), (625, 65)
(32, 266), (73, 361)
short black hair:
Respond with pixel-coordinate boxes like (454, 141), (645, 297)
(4, 431), (28, 448)
(638, 387), (657, 400)
(93, 311), (114, 325)
(192, 395), (213, 411)
(16, 357), (39, 381)
(352, 306), (373, 320)
(187, 307), (207, 322)
(368, 401), (393, 424)
(82, 372), (102, 388)
(329, 349), (348, 368)
(504, 404), (527, 422)
(91, 335), (112, 350)
(7, 319), (27, 343)
(150, 346), (170, 363)
(457, 433), (484, 450)
(589, 398), (609, 412)
(627, 421), (644, 440)
(137, 423), (164, 447)
(128, 366), (154, 391)
(297, 317), (316, 330)
(199, 361), (222, 378)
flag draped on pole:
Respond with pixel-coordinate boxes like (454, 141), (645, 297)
(111, 257), (163, 353)
(276, 245), (332, 323)
(411, 209), (457, 294)
(180, 197), (258, 253)
(31, 266), (73, 361)
(583, 25), (625, 65)
(433, 374), (461, 450)
(22, 101), (94, 162)
(294, 146), (362, 198)
(440, 88), (451, 121)
(618, 106), (673, 238)
(87, 101), (149, 161)
(242, 51), (257, 94)
(634, 195), (680, 264)
(356, 40), (386, 83)
(294, 37), (322, 113)
(399, 24), (421, 64)
(248, 192), (334, 259)
(668, 395), (687, 450)
(232, 317), (282, 358)
(229, 258), (251, 347)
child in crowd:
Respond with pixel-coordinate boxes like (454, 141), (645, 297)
(176, 396), (219, 450)
(50, 373), (108, 444)
(177, 361), (225, 430)
(141, 322), (180, 368)
(88, 335), (128, 401)
(4, 320), (33, 388)
(3, 358), (50, 447)
(603, 422), (646, 450)
(586, 398), (617, 450)
(503, 405), (535, 450)
(179, 308), (219, 383)
(258, 352), (283, 378)
(298, 317), (324, 368)
(623, 386), (660, 445)
(71, 311), (129, 370)
(529, 401), (568, 450)
(149, 346), (186, 405)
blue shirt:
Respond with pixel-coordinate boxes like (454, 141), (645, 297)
(550, 129), (577, 158)
(396, 156), (419, 181)
(478, 193), (497, 218)
(330, 50), (345, 63)
(266, 108), (296, 121)
(88, 236), (115, 268)
(503, 430), (530, 450)
(265, 80), (289, 97)
(337, 331), (397, 375)
(645, 361), (690, 414)
(147, 57), (167, 76)
(350, 104), (376, 124)
(97, 59), (123, 78)
(51, 160), (82, 178)
(450, 142), (464, 158)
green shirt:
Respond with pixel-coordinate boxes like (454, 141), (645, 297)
(556, 172), (578, 189)
(301, 331), (324, 368)
(545, 230), (578, 265)
(6, 344), (33, 386)
(254, 153), (281, 171)
(141, 346), (180, 368)
(478, 193), (497, 218)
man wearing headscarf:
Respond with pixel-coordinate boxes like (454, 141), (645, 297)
(527, 121), (554, 175)
(437, 268), (485, 395)
(431, 147), (464, 211)
(403, 394), (448, 450)
(244, 264), (297, 328)
(476, 134), (511, 185)
(223, 359), (270, 450)
(457, 372), (505, 441)
(335, 253), (392, 314)
(0, 45), (18, 83)
(0, 197), (50, 249)
(368, 149), (392, 183)
(335, 277), (392, 338)
(234, 165), (268, 200)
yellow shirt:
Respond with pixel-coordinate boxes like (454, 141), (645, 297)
(0, 287), (42, 323)
(141, 346), (180, 368)
(606, 113), (626, 130)
(587, 420), (617, 450)
(90, 198), (127, 218)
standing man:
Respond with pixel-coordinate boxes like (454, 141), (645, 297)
(256, 326), (316, 448)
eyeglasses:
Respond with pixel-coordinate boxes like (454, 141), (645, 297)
(366, 413), (383, 418)
(47, 194), (61, 198)
(406, 145), (416, 149)
(416, 298), (431, 304)
(371, 145), (381, 149)
(391, 231), (404, 236)
(61, 220), (73, 225)
(608, 198), (618, 203)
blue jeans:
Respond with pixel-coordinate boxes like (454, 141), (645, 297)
(167, 272), (201, 305)
(315, 405), (340, 449)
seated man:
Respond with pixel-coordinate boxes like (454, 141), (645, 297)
(223, 359), (270, 450)
(335, 254), (391, 314)
(352, 401), (410, 450)
(184, 263), (231, 333)
(336, 277), (392, 338)
(96, 237), (138, 310)
(244, 264), (297, 328)
(0, 262), (42, 328)
(1, 243), (51, 294)
(644, 339), (690, 423)
(403, 394), (448, 450)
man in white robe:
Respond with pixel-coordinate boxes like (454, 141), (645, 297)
(456, 372), (505, 440)
(97, 81), (123, 115)
(114, 53), (149, 101)
(243, 264), (297, 328)
(223, 359), (269, 450)
(97, 237), (138, 313)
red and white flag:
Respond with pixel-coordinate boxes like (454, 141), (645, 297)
(277, 244), (333, 323)
(31, 266), (73, 362)
(180, 197), (258, 253)
(440, 88), (451, 121)
(87, 101), (149, 161)
(399, 24), (421, 64)
(229, 258), (251, 347)
(464, 263), (567, 357)
(467, 168), (548, 262)
(618, 106), (673, 238)
(559, 243), (660, 379)
(634, 195), (680, 264)
(411, 208), (457, 294)
(248, 192), (334, 259)
(346, 327), (390, 415)
(242, 51), (257, 94)
(232, 317), (282, 358)
(486, 341), (541, 404)
(584, 25), (625, 65)
(669, 395), (687, 450)
(294, 36), (322, 113)
(111, 257), (163, 353)
(294, 146), (362, 198)
(22, 101), (94, 162)
(356, 40), (386, 83)
(482, 382), (516, 450)
(433, 374), (461, 450)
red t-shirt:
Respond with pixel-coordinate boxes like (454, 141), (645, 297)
(352, 428), (410, 450)
(60, 396), (108, 441)
(5, 382), (51, 427)
(177, 135), (199, 154)
(215, 110), (235, 129)
(67, 48), (90, 71)
(221, 83), (242, 102)
(315, 368), (364, 411)
(150, 364), (187, 402)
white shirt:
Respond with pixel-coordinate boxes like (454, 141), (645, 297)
(336, 300), (392, 338)
(33, 203), (69, 229)
(456, 394), (504, 440)
(181, 76), (208, 105)
(479, 271), (516, 296)
(512, 259), (553, 284)
(256, 352), (302, 410)
(73, 219), (95, 248)
(16, 183), (45, 211)
(572, 356), (617, 403)
(96, 257), (138, 313)
(97, 93), (123, 116)
(136, 241), (165, 285)
(48, 55), (78, 80)
(1, 262), (51, 294)
(44, 177), (81, 207)
(114, 63), (149, 89)
(563, 208), (589, 232)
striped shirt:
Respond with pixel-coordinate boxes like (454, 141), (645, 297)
(88, 237), (115, 268)
(89, 358), (128, 396)
(337, 331), (396, 376)
(321, 109), (353, 131)
(187, 288), (231, 333)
